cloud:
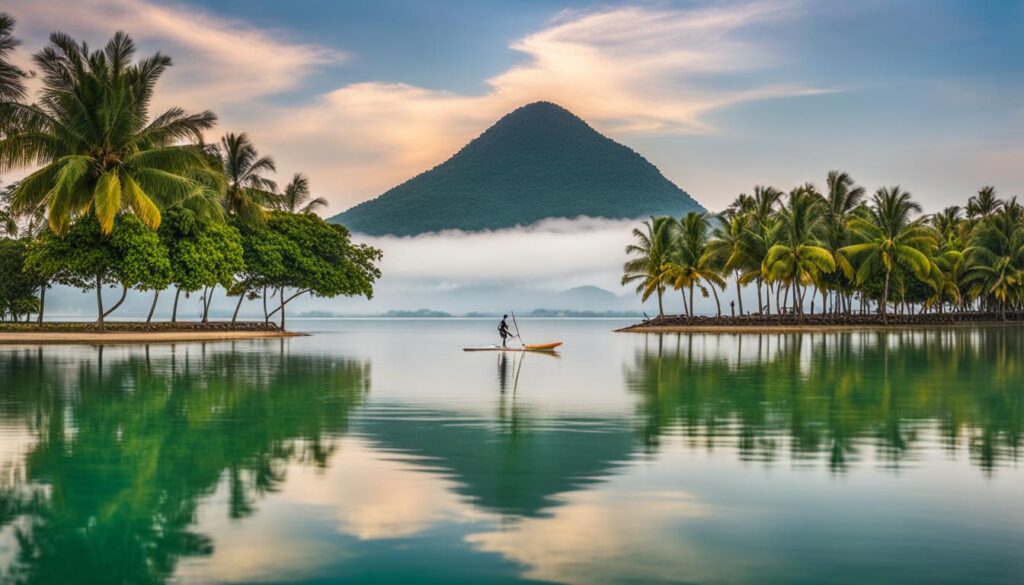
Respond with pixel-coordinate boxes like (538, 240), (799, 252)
(261, 0), (827, 212)
(355, 217), (639, 290)
(5, 0), (343, 109)
(5, 0), (824, 213)
(465, 486), (725, 585)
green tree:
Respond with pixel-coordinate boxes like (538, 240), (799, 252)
(966, 186), (1003, 219)
(621, 216), (675, 318)
(706, 211), (749, 316)
(841, 186), (937, 321)
(932, 206), (965, 252)
(159, 208), (244, 324)
(762, 185), (835, 319)
(236, 212), (382, 329)
(277, 173), (328, 214)
(963, 202), (1024, 319)
(218, 132), (279, 224)
(663, 212), (726, 317)
(740, 186), (784, 314)
(26, 214), (171, 329)
(0, 238), (39, 321)
(0, 12), (28, 102)
(0, 32), (218, 234)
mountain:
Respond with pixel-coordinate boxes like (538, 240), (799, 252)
(329, 101), (704, 236)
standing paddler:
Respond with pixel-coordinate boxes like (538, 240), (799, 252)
(498, 314), (514, 347)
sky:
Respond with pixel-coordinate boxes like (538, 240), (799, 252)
(4, 0), (1022, 216)
(4, 0), (1023, 315)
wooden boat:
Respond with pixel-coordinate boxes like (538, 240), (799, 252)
(463, 342), (562, 352)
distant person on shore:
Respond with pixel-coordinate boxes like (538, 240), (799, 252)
(498, 315), (513, 347)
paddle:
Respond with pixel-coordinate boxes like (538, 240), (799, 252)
(510, 310), (525, 347)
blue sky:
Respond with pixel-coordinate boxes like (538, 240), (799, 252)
(6, 0), (1023, 214)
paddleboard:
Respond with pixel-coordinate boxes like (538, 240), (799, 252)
(463, 342), (562, 352)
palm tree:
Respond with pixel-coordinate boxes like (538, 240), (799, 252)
(821, 171), (865, 313)
(277, 173), (327, 215)
(926, 250), (966, 313)
(0, 201), (15, 236)
(622, 216), (675, 318)
(734, 185), (783, 314)
(963, 201), (1024, 319)
(218, 132), (278, 223)
(663, 212), (726, 317)
(0, 13), (27, 102)
(0, 32), (219, 234)
(966, 186), (1003, 219)
(840, 186), (937, 321)
(762, 185), (835, 319)
(931, 206), (965, 251)
(706, 211), (749, 316)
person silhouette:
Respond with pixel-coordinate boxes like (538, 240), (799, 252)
(498, 315), (513, 347)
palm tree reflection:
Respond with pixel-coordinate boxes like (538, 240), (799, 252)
(626, 328), (1022, 473)
(0, 343), (369, 584)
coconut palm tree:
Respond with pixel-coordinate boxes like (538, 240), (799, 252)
(966, 186), (1003, 219)
(841, 186), (937, 321)
(218, 132), (278, 224)
(0, 202), (15, 236)
(707, 211), (750, 315)
(622, 216), (675, 318)
(663, 212), (726, 317)
(762, 185), (835, 319)
(277, 173), (328, 215)
(0, 13), (27, 103)
(0, 32), (219, 234)
(821, 171), (865, 313)
(931, 206), (965, 252)
(963, 201), (1024, 319)
(732, 186), (783, 314)
(926, 249), (967, 313)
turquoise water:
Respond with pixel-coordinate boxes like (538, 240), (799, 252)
(0, 320), (1021, 584)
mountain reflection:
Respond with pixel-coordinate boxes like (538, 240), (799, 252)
(625, 328), (1022, 473)
(0, 344), (369, 585)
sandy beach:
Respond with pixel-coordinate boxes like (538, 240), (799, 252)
(0, 330), (301, 345)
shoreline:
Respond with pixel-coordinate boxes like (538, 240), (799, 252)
(616, 313), (1024, 334)
(616, 322), (1024, 334)
(0, 330), (302, 345)
(0, 321), (302, 345)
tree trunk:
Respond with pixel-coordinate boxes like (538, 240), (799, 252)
(681, 291), (689, 317)
(37, 284), (46, 327)
(735, 273), (744, 316)
(172, 287), (181, 323)
(262, 287), (269, 324)
(688, 282), (695, 317)
(146, 291), (160, 330)
(279, 287), (286, 330)
(756, 279), (763, 315)
(103, 285), (128, 318)
(202, 285), (215, 324)
(95, 274), (105, 332)
(881, 268), (891, 322)
(710, 284), (721, 318)
(232, 292), (245, 323)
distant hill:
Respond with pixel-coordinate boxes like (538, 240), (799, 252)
(329, 101), (704, 236)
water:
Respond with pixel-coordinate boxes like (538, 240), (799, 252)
(0, 319), (1021, 584)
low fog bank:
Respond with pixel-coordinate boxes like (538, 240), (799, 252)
(34, 217), (752, 320)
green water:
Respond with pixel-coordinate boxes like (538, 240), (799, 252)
(0, 320), (1021, 584)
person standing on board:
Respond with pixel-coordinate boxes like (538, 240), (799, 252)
(498, 315), (514, 347)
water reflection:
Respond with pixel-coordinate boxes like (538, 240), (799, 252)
(626, 328), (1023, 473)
(0, 343), (369, 584)
(0, 323), (1021, 585)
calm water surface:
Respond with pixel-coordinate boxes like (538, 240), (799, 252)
(0, 320), (1021, 584)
